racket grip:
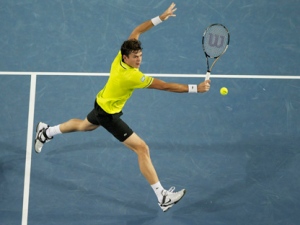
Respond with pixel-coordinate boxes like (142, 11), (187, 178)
(205, 72), (211, 80)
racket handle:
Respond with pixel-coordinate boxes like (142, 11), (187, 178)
(205, 72), (211, 80)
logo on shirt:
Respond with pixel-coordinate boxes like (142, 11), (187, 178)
(140, 75), (146, 82)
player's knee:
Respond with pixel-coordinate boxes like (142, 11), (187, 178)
(83, 126), (97, 132)
(135, 140), (150, 156)
(79, 121), (98, 132)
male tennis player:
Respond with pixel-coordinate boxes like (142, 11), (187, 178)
(35, 2), (211, 212)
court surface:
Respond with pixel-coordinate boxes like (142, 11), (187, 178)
(1, 1), (300, 225)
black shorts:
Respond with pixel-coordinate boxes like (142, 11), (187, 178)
(87, 100), (133, 142)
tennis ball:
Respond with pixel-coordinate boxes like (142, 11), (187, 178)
(220, 87), (228, 95)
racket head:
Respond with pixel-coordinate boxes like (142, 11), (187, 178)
(202, 24), (230, 58)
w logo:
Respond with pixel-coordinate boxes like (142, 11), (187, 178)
(208, 33), (225, 48)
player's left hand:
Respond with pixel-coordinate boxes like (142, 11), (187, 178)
(160, 2), (177, 21)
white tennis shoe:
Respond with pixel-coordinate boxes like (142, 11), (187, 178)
(159, 187), (186, 212)
(34, 122), (52, 153)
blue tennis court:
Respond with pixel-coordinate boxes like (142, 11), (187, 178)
(1, 1), (300, 225)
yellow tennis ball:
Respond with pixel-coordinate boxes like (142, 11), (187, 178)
(220, 87), (228, 95)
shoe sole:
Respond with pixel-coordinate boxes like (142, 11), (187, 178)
(161, 204), (173, 212)
(34, 122), (41, 153)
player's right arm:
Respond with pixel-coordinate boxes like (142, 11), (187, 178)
(148, 78), (211, 93)
(128, 2), (177, 40)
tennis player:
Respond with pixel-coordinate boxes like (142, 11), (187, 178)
(35, 2), (211, 212)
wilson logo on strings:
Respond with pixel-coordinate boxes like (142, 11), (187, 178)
(208, 33), (225, 48)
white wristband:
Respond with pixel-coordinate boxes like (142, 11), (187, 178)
(188, 84), (198, 93)
(151, 16), (162, 26)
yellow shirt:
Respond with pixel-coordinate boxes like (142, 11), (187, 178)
(96, 51), (153, 114)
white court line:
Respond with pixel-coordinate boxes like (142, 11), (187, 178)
(21, 74), (36, 225)
(0, 71), (300, 79)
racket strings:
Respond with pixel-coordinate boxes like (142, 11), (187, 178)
(203, 25), (229, 58)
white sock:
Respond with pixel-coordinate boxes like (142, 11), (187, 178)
(46, 125), (62, 138)
(151, 181), (165, 203)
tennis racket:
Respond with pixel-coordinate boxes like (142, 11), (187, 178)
(202, 24), (230, 80)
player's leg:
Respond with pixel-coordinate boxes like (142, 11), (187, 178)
(35, 118), (99, 153)
(123, 132), (159, 185)
(123, 133), (186, 212)
(59, 118), (99, 133)
(35, 103), (100, 153)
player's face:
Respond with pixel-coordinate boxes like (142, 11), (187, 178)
(123, 50), (142, 68)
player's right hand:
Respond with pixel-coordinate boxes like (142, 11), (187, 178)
(198, 80), (211, 93)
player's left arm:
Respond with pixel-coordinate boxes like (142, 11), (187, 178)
(148, 78), (211, 93)
(128, 2), (177, 40)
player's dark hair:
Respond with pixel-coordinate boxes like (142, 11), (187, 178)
(121, 39), (143, 58)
